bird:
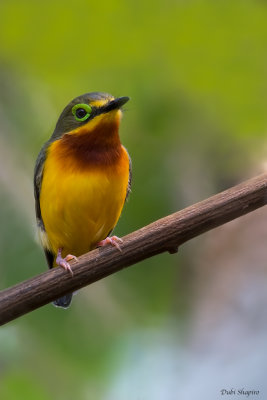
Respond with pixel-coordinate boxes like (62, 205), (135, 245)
(34, 92), (131, 308)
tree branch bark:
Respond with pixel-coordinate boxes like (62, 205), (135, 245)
(0, 173), (266, 325)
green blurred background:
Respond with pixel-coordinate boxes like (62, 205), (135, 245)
(0, 1), (267, 399)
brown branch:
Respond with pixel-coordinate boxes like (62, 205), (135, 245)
(0, 173), (266, 325)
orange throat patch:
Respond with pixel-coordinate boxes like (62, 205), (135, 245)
(51, 116), (123, 171)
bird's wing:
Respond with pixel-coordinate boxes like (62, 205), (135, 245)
(34, 145), (46, 229)
(106, 147), (132, 239)
(123, 146), (132, 201)
(34, 144), (55, 267)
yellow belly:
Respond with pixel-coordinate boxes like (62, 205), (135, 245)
(39, 142), (129, 262)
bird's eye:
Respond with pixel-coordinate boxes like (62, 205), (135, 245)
(72, 103), (92, 122)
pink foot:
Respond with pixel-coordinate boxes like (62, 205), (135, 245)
(56, 248), (78, 276)
(97, 236), (123, 252)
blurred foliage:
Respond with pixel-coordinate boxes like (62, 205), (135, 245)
(0, 0), (267, 399)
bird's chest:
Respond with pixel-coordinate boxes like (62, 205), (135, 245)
(40, 142), (129, 256)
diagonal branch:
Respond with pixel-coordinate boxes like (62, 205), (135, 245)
(0, 173), (266, 326)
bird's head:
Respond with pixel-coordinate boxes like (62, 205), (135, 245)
(52, 92), (129, 142)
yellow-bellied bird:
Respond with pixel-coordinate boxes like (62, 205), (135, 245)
(34, 93), (131, 308)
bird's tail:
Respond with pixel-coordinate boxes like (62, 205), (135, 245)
(44, 250), (73, 309)
(53, 293), (73, 309)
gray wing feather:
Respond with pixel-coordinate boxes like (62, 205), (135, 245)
(34, 142), (56, 268)
(123, 146), (132, 201)
(34, 144), (47, 229)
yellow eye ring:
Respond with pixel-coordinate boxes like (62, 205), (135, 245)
(72, 103), (92, 122)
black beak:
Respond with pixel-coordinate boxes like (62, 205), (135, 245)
(101, 96), (130, 113)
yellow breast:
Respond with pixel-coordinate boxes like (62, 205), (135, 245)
(39, 139), (129, 262)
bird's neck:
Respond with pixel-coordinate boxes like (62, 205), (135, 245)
(52, 120), (123, 169)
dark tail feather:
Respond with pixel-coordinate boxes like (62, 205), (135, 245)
(44, 250), (73, 309)
(53, 293), (73, 309)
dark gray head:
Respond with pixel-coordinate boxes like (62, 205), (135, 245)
(51, 92), (129, 141)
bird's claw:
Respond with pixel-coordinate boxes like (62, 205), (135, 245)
(56, 249), (78, 276)
(97, 236), (123, 252)
(65, 254), (79, 263)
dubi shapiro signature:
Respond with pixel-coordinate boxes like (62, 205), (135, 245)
(221, 389), (260, 397)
